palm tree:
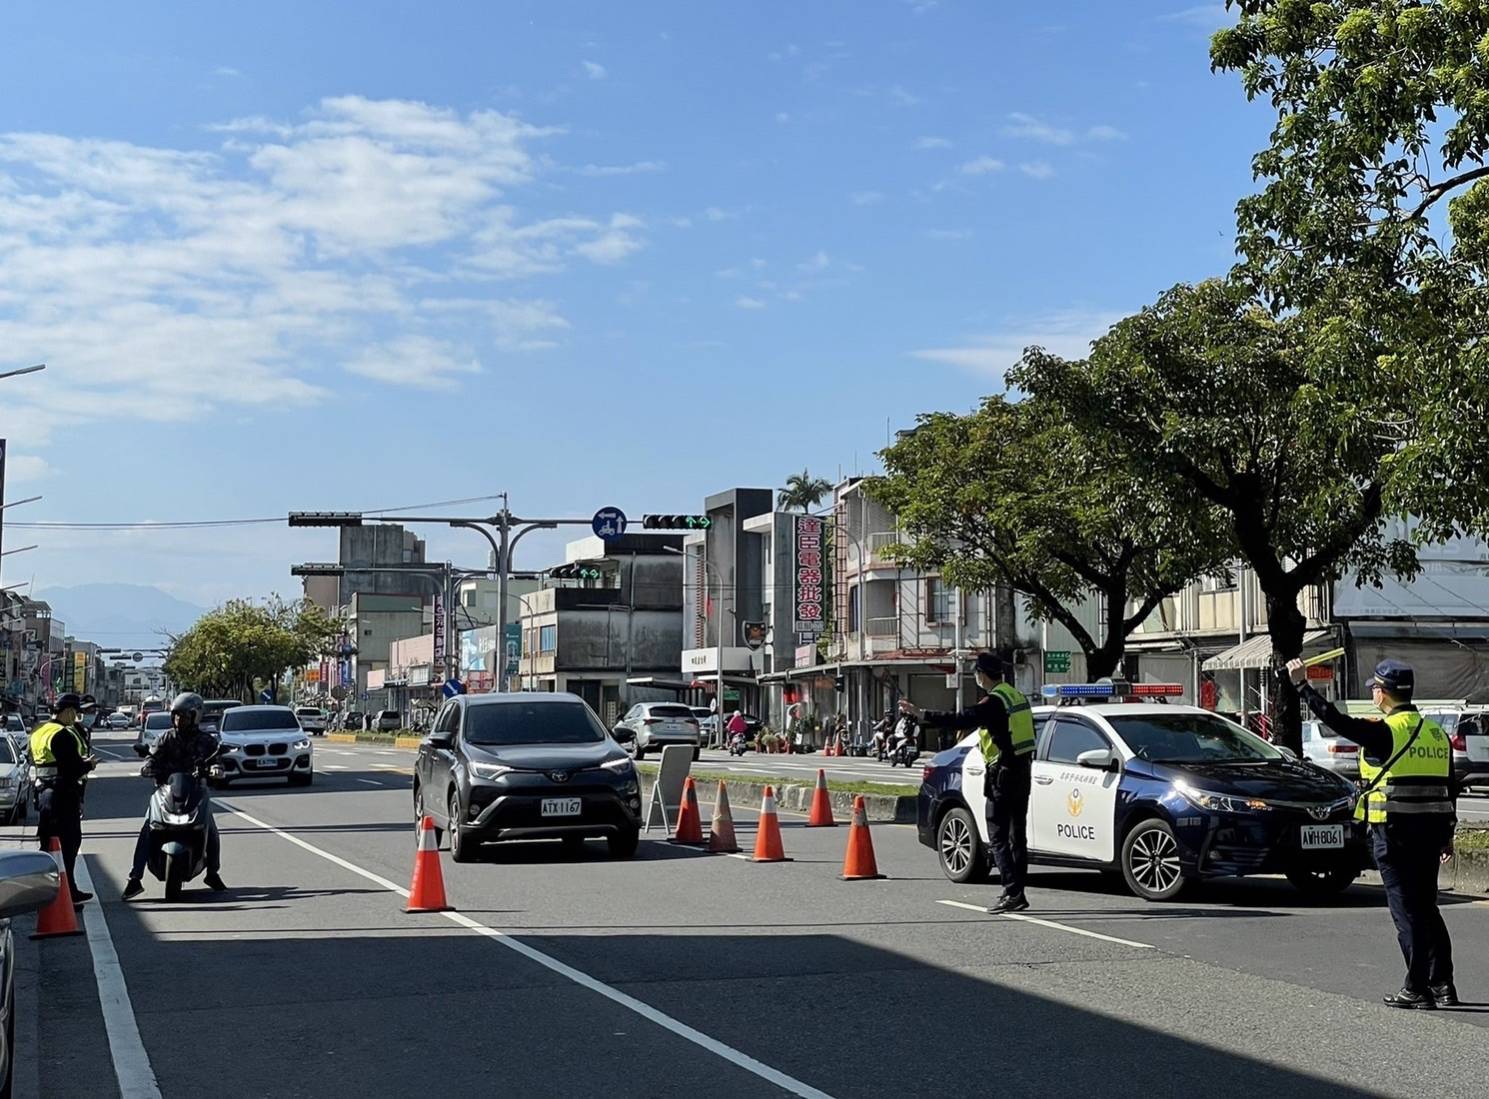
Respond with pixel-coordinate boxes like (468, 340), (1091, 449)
(778, 470), (832, 512)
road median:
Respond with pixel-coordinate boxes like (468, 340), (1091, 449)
(325, 732), (425, 750)
(637, 762), (917, 823)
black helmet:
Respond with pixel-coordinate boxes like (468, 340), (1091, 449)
(53, 692), (83, 715)
(170, 691), (204, 724)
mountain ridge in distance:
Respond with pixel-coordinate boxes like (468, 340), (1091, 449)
(31, 583), (206, 648)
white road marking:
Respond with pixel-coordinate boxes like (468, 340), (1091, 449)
(356, 778), (381, 785)
(218, 803), (835, 1099)
(74, 858), (164, 1099)
(324, 765), (349, 771)
(936, 899), (1155, 950)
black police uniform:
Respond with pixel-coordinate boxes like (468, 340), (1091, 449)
(35, 721), (91, 903)
(1299, 659), (1457, 1007)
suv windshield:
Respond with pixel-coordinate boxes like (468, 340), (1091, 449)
(465, 702), (606, 746)
(0, 738), (14, 765)
(221, 709), (300, 732)
(144, 713), (172, 730)
(295, 708), (320, 716)
(1107, 714), (1281, 764)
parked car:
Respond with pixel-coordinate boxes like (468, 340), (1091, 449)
(340, 710), (368, 731)
(1418, 707), (1489, 792)
(199, 699), (244, 735)
(133, 711), (174, 756)
(214, 706), (314, 786)
(1299, 719), (1360, 780)
(613, 702), (701, 760)
(0, 737), (28, 826)
(0, 851), (68, 1087)
(414, 692), (642, 861)
(374, 710), (403, 733)
(295, 706), (328, 735)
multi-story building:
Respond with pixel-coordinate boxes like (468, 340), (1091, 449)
(518, 533), (684, 726)
(344, 592), (425, 707)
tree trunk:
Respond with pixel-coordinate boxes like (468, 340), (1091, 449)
(1085, 642), (1123, 681)
(1084, 583), (1129, 681)
(1265, 589), (1307, 755)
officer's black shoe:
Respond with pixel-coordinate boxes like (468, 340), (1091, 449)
(1429, 983), (1460, 1008)
(204, 873), (227, 892)
(121, 878), (144, 900)
(70, 890), (92, 905)
(988, 893), (1030, 914)
(1383, 989), (1436, 1010)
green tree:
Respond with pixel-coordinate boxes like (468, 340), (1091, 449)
(867, 395), (1229, 680)
(778, 470), (832, 512)
(165, 596), (340, 702)
(1012, 278), (1475, 751)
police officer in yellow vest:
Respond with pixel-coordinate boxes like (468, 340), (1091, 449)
(902, 652), (1037, 912)
(31, 692), (97, 906)
(1288, 657), (1457, 1009)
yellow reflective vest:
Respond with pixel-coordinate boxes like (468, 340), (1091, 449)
(30, 721), (86, 780)
(980, 683), (1036, 767)
(1356, 709), (1453, 824)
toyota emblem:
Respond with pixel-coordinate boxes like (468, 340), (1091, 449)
(1307, 805), (1330, 821)
(548, 770), (570, 783)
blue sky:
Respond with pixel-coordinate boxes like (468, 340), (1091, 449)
(0, 1), (1265, 610)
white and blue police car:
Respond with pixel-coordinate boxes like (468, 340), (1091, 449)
(917, 682), (1366, 901)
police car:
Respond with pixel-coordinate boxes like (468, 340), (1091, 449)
(917, 683), (1366, 901)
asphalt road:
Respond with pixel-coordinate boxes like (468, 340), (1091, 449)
(13, 730), (1489, 1098)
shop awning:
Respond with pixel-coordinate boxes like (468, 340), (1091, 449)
(1202, 629), (1333, 672)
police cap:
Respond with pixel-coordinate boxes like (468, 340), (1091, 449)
(1366, 659), (1414, 695)
(53, 692), (83, 714)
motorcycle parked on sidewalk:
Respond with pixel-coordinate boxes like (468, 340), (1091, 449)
(140, 751), (220, 901)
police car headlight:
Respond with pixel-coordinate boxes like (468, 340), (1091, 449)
(1174, 780), (1270, 813)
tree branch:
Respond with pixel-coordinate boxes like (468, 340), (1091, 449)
(1122, 589), (1169, 635)
(1408, 165), (1489, 222)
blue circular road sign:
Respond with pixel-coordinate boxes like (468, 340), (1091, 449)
(591, 507), (628, 540)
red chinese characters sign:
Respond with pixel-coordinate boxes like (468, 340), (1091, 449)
(793, 515), (825, 638)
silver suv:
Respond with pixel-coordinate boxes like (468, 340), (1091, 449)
(1299, 720), (1360, 779)
(612, 703), (700, 760)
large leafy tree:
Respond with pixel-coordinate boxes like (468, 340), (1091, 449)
(165, 596), (339, 702)
(867, 395), (1229, 679)
(778, 470), (833, 512)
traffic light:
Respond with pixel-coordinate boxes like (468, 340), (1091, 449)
(288, 511), (364, 528)
(834, 674), (846, 693)
(642, 514), (713, 530)
(549, 562), (606, 581)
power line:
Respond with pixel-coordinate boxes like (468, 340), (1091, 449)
(6, 494), (507, 531)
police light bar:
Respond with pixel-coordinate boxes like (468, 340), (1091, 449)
(1040, 682), (1126, 699)
(1129, 683), (1185, 698)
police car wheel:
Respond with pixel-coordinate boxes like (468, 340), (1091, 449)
(937, 806), (989, 884)
(1120, 818), (1187, 901)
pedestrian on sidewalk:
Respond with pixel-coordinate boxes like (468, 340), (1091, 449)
(30, 693), (96, 906)
(1287, 657), (1458, 1009)
(900, 652), (1035, 912)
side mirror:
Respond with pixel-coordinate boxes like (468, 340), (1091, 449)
(0, 851), (60, 919)
(611, 725), (634, 743)
(1076, 748), (1118, 772)
(427, 731), (453, 749)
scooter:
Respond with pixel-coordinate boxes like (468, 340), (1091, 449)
(140, 753), (220, 901)
(887, 719), (921, 768)
(728, 730), (750, 756)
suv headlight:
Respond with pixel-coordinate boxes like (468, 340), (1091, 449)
(221, 743), (241, 754)
(469, 761), (511, 780)
(601, 757), (636, 774)
(1174, 780), (1271, 813)
(292, 739), (311, 751)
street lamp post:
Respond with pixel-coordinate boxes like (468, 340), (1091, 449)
(0, 364), (45, 382)
(664, 545), (726, 747)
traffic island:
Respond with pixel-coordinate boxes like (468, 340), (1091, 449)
(636, 763), (917, 823)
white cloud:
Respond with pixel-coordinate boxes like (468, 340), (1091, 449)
(1002, 112), (1074, 146)
(578, 160), (666, 177)
(959, 155), (1005, 176)
(775, 111), (792, 125)
(3, 454), (52, 482)
(915, 136), (953, 150)
(0, 96), (644, 425)
(1159, 5), (1229, 28)
(1020, 160), (1056, 180)
(345, 335), (481, 389)
(735, 296), (767, 310)
(849, 190), (884, 206)
(582, 60), (607, 80)
(213, 66), (242, 78)
(798, 250), (831, 272)
(888, 85), (923, 107)
(703, 206), (739, 222)
(911, 309), (1126, 378)
(1087, 124), (1128, 141)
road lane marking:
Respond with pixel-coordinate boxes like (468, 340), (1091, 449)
(74, 858), (164, 1099)
(357, 778), (381, 785)
(218, 803), (835, 1099)
(936, 899), (1155, 950)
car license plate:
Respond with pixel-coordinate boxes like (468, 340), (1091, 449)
(1300, 824), (1344, 849)
(541, 797), (581, 817)
(257, 757), (279, 768)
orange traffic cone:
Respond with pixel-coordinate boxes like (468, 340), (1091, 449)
(807, 769), (836, 827)
(406, 815), (453, 913)
(31, 837), (83, 939)
(751, 786), (791, 862)
(671, 777), (706, 846)
(841, 796), (886, 881)
(707, 781), (741, 854)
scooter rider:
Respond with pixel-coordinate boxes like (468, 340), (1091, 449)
(123, 692), (226, 899)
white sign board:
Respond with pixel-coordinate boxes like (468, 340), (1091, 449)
(642, 744), (694, 835)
